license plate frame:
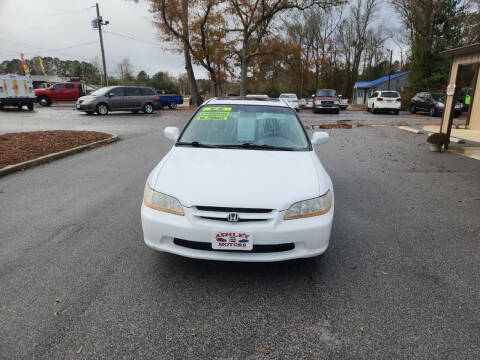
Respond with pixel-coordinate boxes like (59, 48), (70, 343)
(212, 231), (253, 251)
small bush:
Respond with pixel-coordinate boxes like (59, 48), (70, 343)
(427, 133), (449, 145)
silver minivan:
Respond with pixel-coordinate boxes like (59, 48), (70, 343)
(76, 86), (161, 115)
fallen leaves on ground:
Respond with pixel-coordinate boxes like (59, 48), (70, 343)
(360, 326), (365, 334)
(372, 273), (379, 278)
(55, 298), (61, 303)
(190, 332), (196, 337)
(0, 131), (112, 169)
(352, 266), (359, 270)
(76, 345), (84, 354)
(0, 306), (6, 312)
(380, 271), (389, 276)
(168, 336), (173, 343)
(53, 312), (59, 317)
(264, 347), (270, 355)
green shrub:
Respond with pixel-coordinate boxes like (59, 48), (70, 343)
(427, 133), (449, 145)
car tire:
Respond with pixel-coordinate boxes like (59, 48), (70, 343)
(0, 104), (3, 110)
(372, 104), (377, 114)
(27, 103), (34, 111)
(410, 104), (416, 114)
(17, 104), (23, 110)
(429, 106), (436, 117)
(394, 110), (399, 115)
(38, 96), (51, 107)
(168, 101), (177, 110)
(143, 103), (154, 114)
(335, 108), (340, 114)
(96, 103), (109, 115)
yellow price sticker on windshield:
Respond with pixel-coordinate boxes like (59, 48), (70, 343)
(198, 107), (232, 121)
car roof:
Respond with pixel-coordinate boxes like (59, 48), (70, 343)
(205, 97), (290, 108)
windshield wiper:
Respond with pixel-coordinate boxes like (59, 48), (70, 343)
(217, 143), (295, 151)
(176, 141), (215, 148)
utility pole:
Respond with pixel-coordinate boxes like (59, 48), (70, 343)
(94, 3), (109, 86)
(387, 49), (393, 90)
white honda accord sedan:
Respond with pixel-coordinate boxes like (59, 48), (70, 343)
(141, 98), (334, 262)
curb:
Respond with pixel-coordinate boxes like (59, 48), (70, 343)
(398, 126), (466, 144)
(398, 126), (424, 134)
(0, 133), (119, 178)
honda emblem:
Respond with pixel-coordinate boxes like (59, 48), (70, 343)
(227, 213), (239, 222)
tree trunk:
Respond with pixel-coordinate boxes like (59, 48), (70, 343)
(181, 0), (201, 106)
(240, 42), (249, 96)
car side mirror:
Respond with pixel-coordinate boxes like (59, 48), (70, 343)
(311, 94), (315, 98)
(164, 127), (180, 141)
(108, 93), (115, 97)
(311, 131), (329, 145)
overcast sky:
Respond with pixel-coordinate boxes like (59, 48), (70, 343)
(0, 0), (402, 79)
(0, 0), (208, 77)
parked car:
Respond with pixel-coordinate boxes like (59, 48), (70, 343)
(313, 89), (340, 114)
(0, 74), (35, 110)
(157, 93), (184, 109)
(141, 97), (334, 262)
(409, 92), (462, 117)
(76, 86), (161, 115)
(305, 98), (313, 109)
(366, 90), (401, 114)
(338, 95), (348, 110)
(35, 81), (86, 106)
(279, 93), (299, 111)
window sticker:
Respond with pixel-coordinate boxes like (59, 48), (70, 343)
(197, 106), (232, 120)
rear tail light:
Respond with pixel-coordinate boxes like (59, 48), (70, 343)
(377, 98), (383, 101)
(155, 95), (160, 100)
(292, 100), (297, 103)
(396, 98), (401, 102)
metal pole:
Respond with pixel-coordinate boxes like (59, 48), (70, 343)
(388, 49), (392, 90)
(96, 3), (108, 86)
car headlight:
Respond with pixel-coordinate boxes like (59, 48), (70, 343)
(314, 100), (321, 105)
(334, 101), (339, 105)
(143, 184), (184, 215)
(284, 190), (332, 220)
(437, 102), (444, 107)
(455, 104), (462, 109)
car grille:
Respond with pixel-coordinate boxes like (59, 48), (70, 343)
(193, 206), (273, 223)
(173, 238), (295, 253)
(321, 101), (333, 106)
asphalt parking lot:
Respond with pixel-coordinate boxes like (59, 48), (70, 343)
(1, 106), (479, 359)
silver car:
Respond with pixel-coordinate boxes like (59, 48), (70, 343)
(76, 86), (161, 115)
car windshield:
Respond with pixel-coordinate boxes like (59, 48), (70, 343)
(316, 90), (336, 97)
(91, 87), (112, 96)
(431, 93), (446, 102)
(381, 91), (400, 98)
(280, 94), (296, 98)
(178, 105), (309, 151)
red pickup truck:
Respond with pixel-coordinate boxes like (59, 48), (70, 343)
(34, 82), (86, 106)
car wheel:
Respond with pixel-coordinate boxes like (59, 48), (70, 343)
(27, 103), (34, 111)
(17, 104), (23, 110)
(429, 106), (436, 117)
(143, 103), (154, 114)
(0, 104), (3, 110)
(38, 96), (51, 106)
(372, 104), (377, 114)
(335, 108), (340, 114)
(410, 104), (416, 114)
(168, 101), (177, 110)
(96, 103), (109, 115)
(394, 110), (399, 115)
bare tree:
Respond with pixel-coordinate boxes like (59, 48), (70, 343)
(116, 57), (134, 85)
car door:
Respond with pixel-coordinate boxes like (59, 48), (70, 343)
(416, 93), (427, 110)
(107, 87), (125, 110)
(51, 83), (65, 100)
(124, 87), (142, 109)
(369, 92), (378, 108)
(64, 83), (77, 101)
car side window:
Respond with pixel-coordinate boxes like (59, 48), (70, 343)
(124, 87), (141, 96)
(53, 84), (64, 90)
(65, 84), (75, 89)
(371, 92), (378, 98)
(110, 87), (124, 96)
(140, 87), (155, 96)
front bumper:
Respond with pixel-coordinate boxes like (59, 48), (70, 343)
(141, 202), (333, 262)
(75, 102), (96, 111)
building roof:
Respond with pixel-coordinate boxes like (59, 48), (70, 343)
(354, 72), (409, 89)
(440, 43), (480, 57)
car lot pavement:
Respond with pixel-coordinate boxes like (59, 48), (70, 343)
(0, 107), (479, 359)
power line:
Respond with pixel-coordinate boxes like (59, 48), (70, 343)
(0, 41), (98, 59)
(103, 30), (163, 48)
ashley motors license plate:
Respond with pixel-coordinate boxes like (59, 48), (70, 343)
(212, 232), (253, 251)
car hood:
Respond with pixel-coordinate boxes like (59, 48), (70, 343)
(150, 147), (330, 210)
(78, 95), (96, 102)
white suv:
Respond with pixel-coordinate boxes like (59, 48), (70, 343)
(366, 90), (401, 115)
